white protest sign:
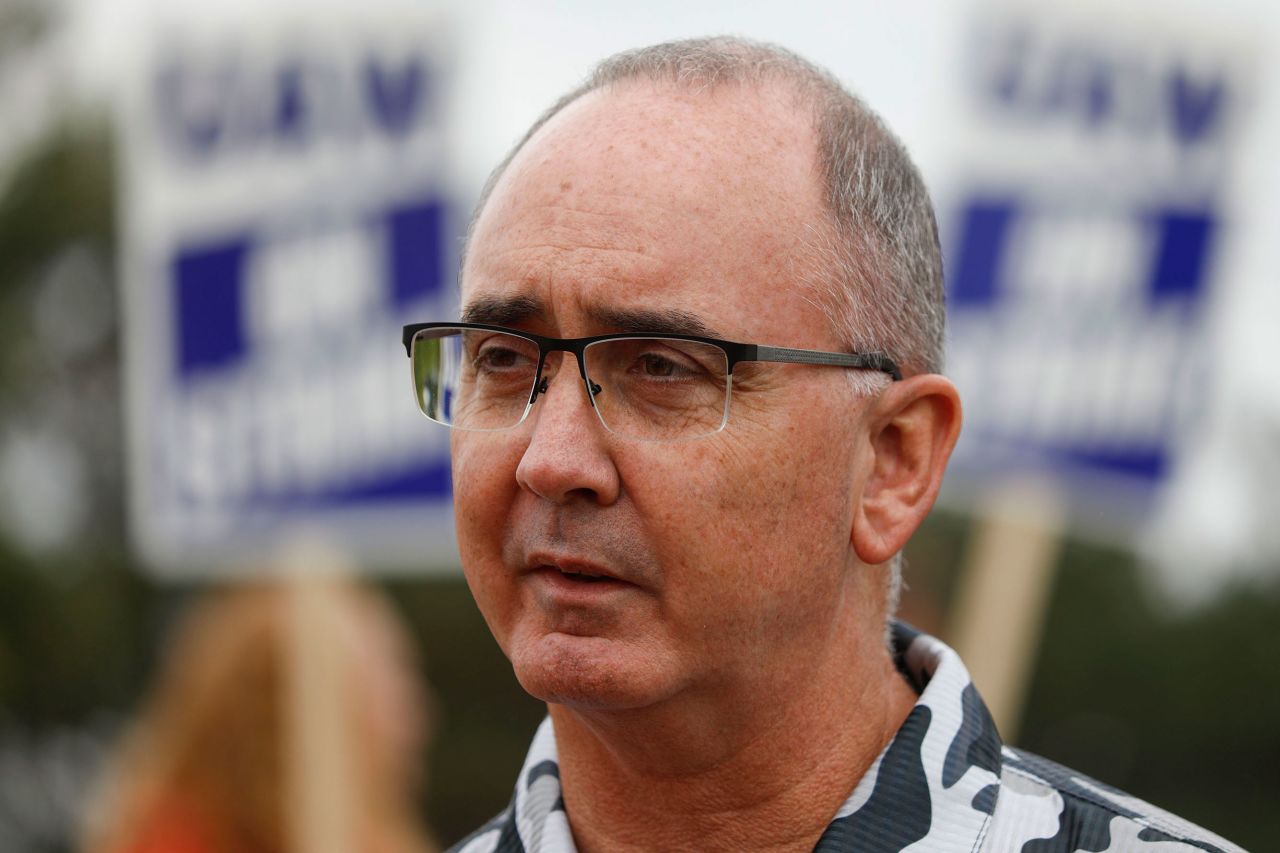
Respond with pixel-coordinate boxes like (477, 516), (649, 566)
(120, 4), (461, 573)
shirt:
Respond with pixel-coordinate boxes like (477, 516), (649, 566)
(449, 622), (1244, 853)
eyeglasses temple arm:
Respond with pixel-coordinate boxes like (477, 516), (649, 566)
(752, 345), (902, 381)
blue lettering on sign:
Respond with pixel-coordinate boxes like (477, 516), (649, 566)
(172, 238), (250, 377)
(951, 17), (1240, 497)
(274, 63), (308, 143)
(981, 23), (1229, 145)
(365, 56), (429, 137)
(156, 47), (438, 164)
(946, 197), (1218, 483)
(948, 201), (1216, 309)
(172, 198), (448, 379)
(1170, 68), (1227, 145)
(168, 193), (453, 510)
(156, 62), (236, 161)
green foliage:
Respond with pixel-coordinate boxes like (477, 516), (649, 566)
(0, 121), (115, 416)
(0, 546), (163, 726)
(1019, 538), (1280, 851)
(0, 121), (115, 290)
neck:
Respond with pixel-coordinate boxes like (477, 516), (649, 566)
(549, 619), (917, 853)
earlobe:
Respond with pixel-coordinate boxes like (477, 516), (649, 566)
(852, 375), (962, 565)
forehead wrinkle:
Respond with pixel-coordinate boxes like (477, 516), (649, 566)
(467, 202), (669, 300)
(499, 202), (671, 269)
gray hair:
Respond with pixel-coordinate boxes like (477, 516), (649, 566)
(464, 36), (946, 613)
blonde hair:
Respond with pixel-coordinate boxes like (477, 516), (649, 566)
(82, 578), (436, 853)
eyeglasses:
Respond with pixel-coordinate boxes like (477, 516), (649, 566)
(401, 322), (902, 442)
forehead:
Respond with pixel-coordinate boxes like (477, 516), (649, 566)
(462, 82), (837, 344)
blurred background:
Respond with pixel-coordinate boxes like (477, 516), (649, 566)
(1, 0), (1277, 850)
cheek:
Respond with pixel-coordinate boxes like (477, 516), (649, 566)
(451, 435), (519, 539)
(450, 435), (523, 643)
(623, 437), (854, 684)
(628, 421), (855, 602)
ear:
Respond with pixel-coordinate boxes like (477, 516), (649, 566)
(852, 375), (962, 565)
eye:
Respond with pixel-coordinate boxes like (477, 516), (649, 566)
(477, 345), (521, 369)
(468, 335), (537, 374)
(638, 353), (686, 377)
(615, 339), (730, 381)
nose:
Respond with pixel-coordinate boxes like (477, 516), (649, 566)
(515, 353), (621, 506)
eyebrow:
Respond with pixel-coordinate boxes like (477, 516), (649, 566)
(460, 296), (723, 339)
(593, 306), (720, 338)
(461, 295), (545, 326)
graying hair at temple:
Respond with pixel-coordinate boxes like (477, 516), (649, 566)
(461, 35), (947, 383)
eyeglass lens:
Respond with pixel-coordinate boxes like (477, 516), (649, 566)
(410, 328), (731, 441)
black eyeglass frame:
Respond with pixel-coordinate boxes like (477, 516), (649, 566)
(402, 321), (901, 407)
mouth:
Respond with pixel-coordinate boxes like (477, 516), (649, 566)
(534, 563), (624, 584)
(553, 566), (611, 583)
(525, 555), (635, 593)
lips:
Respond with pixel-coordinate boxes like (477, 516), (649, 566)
(554, 566), (610, 582)
(525, 553), (634, 590)
(533, 559), (620, 582)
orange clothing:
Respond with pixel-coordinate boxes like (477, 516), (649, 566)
(118, 800), (219, 853)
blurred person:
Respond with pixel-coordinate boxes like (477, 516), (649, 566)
(402, 37), (1243, 852)
(82, 576), (436, 853)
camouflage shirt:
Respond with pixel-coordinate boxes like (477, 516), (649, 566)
(449, 622), (1244, 853)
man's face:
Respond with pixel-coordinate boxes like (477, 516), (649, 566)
(452, 83), (882, 713)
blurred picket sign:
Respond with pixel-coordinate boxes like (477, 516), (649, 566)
(939, 0), (1253, 531)
(117, 1), (463, 575)
(934, 1), (1271, 735)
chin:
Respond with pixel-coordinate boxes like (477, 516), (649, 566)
(510, 631), (670, 711)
